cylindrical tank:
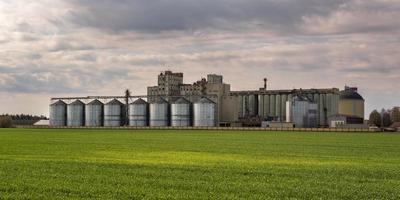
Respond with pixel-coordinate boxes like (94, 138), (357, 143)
(104, 99), (125, 127)
(50, 100), (67, 126)
(270, 94), (276, 117)
(275, 94), (281, 120)
(149, 98), (169, 126)
(258, 95), (264, 118)
(339, 87), (365, 119)
(67, 100), (85, 126)
(249, 94), (257, 116)
(85, 99), (103, 127)
(193, 97), (216, 127)
(263, 95), (270, 117)
(129, 98), (149, 126)
(171, 97), (192, 127)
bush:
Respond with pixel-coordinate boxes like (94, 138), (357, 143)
(0, 116), (13, 128)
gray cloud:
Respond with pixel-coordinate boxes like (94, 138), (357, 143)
(67, 0), (344, 34)
(66, 0), (400, 35)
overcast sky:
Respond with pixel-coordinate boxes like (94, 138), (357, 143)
(0, 0), (399, 117)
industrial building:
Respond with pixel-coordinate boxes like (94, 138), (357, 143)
(50, 71), (364, 128)
(286, 96), (318, 128)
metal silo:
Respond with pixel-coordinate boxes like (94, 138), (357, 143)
(149, 97), (169, 127)
(249, 94), (257, 116)
(193, 97), (216, 127)
(85, 99), (103, 127)
(50, 100), (67, 126)
(67, 100), (85, 126)
(104, 99), (125, 127)
(171, 97), (192, 127)
(270, 94), (276, 117)
(129, 98), (149, 126)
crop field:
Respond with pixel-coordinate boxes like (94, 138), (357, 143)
(0, 129), (399, 199)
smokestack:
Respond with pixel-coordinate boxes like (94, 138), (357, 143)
(264, 78), (267, 90)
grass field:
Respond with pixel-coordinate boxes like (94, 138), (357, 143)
(0, 129), (399, 199)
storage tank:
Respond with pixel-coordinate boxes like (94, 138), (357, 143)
(339, 86), (364, 119)
(129, 98), (149, 126)
(104, 99), (125, 127)
(85, 99), (103, 127)
(50, 100), (67, 126)
(67, 100), (85, 126)
(193, 97), (216, 127)
(171, 97), (191, 127)
(149, 97), (169, 126)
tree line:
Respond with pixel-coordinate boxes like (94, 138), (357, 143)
(0, 114), (48, 128)
(369, 107), (400, 127)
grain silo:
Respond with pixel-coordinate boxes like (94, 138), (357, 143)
(339, 86), (365, 119)
(67, 100), (85, 126)
(50, 100), (67, 126)
(104, 99), (125, 127)
(85, 99), (103, 127)
(171, 97), (191, 127)
(149, 97), (169, 127)
(193, 97), (216, 127)
(129, 98), (149, 126)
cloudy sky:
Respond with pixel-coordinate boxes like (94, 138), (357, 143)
(0, 0), (399, 117)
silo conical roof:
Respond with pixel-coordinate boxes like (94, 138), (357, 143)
(69, 99), (85, 105)
(51, 100), (67, 106)
(153, 97), (168, 104)
(340, 90), (364, 100)
(87, 99), (103, 105)
(105, 99), (124, 105)
(197, 97), (215, 104)
(131, 98), (148, 105)
(173, 97), (191, 104)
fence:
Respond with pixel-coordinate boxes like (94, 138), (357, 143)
(15, 125), (378, 132)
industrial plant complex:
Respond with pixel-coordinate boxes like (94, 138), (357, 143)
(49, 71), (366, 129)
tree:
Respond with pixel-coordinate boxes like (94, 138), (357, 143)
(369, 110), (381, 127)
(391, 107), (400, 123)
(0, 116), (12, 128)
(382, 112), (392, 127)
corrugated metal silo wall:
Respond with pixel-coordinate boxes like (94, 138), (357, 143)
(50, 104), (67, 126)
(149, 103), (169, 126)
(104, 104), (123, 127)
(193, 103), (216, 127)
(129, 104), (148, 126)
(67, 103), (85, 126)
(171, 103), (191, 127)
(85, 104), (103, 127)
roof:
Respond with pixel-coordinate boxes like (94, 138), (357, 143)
(152, 97), (168, 104)
(105, 99), (124, 105)
(390, 122), (400, 128)
(50, 100), (67, 106)
(131, 98), (148, 105)
(196, 97), (215, 104)
(69, 100), (85, 105)
(87, 99), (103, 105)
(173, 97), (191, 104)
(34, 120), (50, 126)
(340, 90), (364, 100)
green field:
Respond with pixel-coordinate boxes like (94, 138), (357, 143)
(0, 129), (399, 199)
